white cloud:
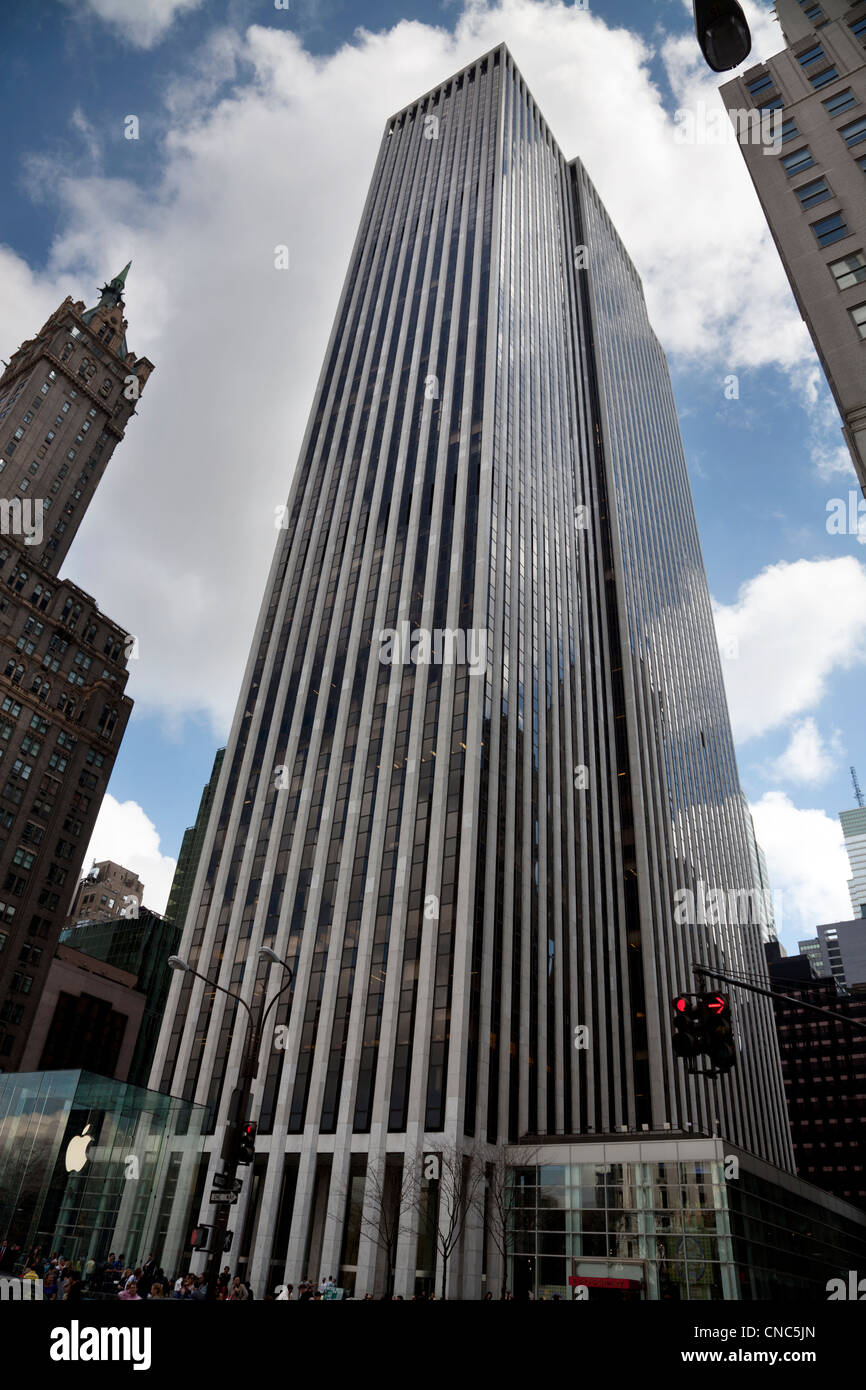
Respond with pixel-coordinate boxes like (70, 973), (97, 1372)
(768, 717), (842, 785)
(713, 557), (866, 741)
(795, 363), (859, 482)
(80, 794), (177, 914)
(71, 0), (203, 49)
(0, 0), (841, 734)
(750, 790), (852, 948)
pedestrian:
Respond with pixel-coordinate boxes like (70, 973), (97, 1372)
(230, 1275), (248, 1301)
(139, 1254), (156, 1298)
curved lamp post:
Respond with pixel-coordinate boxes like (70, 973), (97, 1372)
(167, 948), (293, 1298)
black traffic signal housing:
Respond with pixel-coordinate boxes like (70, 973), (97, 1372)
(672, 994), (707, 1060)
(693, 0), (751, 73)
(237, 1121), (256, 1165)
(672, 993), (735, 1076)
(191, 1225), (210, 1251)
(703, 994), (735, 1074)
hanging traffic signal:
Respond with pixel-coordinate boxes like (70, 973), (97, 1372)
(237, 1121), (256, 1165)
(693, 0), (751, 73)
(672, 993), (736, 1075)
(703, 993), (736, 1074)
(672, 994), (708, 1059)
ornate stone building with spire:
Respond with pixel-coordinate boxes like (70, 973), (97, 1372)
(0, 266), (153, 1069)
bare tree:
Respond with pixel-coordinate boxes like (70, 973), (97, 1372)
(331, 1156), (415, 1297)
(409, 1144), (486, 1301)
(484, 1145), (538, 1299)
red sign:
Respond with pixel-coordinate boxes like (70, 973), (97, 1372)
(567, 1276), (640, 1289)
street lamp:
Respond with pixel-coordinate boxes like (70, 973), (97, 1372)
(692, 0), (751, 73)
(167, 949), (293, 1299)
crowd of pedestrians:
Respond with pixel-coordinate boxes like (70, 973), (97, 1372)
(2, 1242), (530, 1299)
(0, 1246), (84, 1300)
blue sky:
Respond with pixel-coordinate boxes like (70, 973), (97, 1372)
(0, 0), (863, 943)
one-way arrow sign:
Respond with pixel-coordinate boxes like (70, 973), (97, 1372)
(211, 1173), (243, 1193)
(209, 1190), (238, 1204)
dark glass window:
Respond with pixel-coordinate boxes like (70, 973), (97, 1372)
(747, 72), (773, 97)
(811, 67), (838, 90)
(840, 115), (866, 146)
(782, 146), (815, 175)
(797, 44), (825, 68)
(823, 89), (856, 116)
(794, 175), (831, 208)
(811, 212), (848, 247)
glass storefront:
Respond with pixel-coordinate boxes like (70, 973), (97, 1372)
(506, 1155), (866, 1300)
(0, 1070), (203, 1274)
(507, 1159), (736, 1300)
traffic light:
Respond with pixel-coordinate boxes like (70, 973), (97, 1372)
(693, 0), (751, 73)
(237, 1121), (256, 1165)
(191, 1225), (210, 1250)
(672, 994), (707, 1059)
(672, 993), (736, 1075)
(703, 993), (735, 1074)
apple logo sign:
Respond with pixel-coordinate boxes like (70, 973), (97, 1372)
(65, 1124), (93, 1173)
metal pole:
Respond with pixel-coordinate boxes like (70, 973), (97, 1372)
(201, 962), (294, 1301)
(692, 963), (866, 1034)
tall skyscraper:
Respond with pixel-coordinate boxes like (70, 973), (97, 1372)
(721, 0), (866, 493)
(0, 267), (152, 1069)
(840, 803), (866, 916)
(165, 746), (225, 934)
(153, 45), (800, 1298)
(741, 790), (778, 941)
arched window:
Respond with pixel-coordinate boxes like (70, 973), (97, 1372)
(99, 377), (113, 398)
(77, 357), (90, 378)
(97, 705), (118, 737)
(60, 342), (74, 362)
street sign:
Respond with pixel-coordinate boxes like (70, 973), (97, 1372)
(208, 1190), (238, 1205)
(211, 1173), (243, 1193)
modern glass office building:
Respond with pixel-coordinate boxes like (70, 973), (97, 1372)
(148, 44), (837, 1298)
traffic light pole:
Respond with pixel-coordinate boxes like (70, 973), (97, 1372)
(203, 961), (294, 1300)
(167, 954), (292, 1301)
(693, 963), (866, 1034)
